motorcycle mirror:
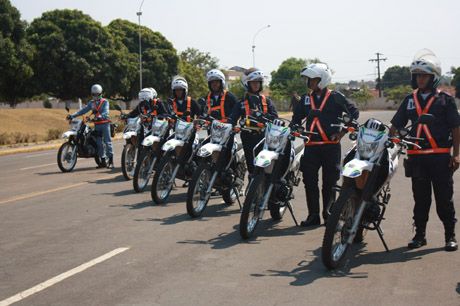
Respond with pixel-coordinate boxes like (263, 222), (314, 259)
(342, 113), (352, 124)
(399, 128), (409, 138)
(296, 125), (305, 133)
(418, 113), (435, 125)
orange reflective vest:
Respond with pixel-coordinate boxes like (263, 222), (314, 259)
(92, 99), (110, 125)
(143, 99), (159, 117)
(173, 97), (192, 122)
(207, 90), (227, 122)
(407, 90), (451, 155)
(244, 95), (268, 117)
(306, 89), (339, 146)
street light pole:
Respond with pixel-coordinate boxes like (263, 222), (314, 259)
(137, 0), (146, 91)
(252, 24), (271, 67)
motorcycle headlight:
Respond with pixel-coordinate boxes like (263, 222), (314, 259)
(152, 120), (168, 137)
(358, 140), (379, 159)
(265, 132), (280, 150)
(175, 121), (193, 141)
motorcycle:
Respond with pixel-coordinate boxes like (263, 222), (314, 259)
(151, 116), (208, 204)
(58, 107), (107, 172)
(239, 114), (311, 239)
(186, 115), (246, 218)
(132, 115), (172, 193)
(321, 114), (427, 269)
(121, 116), (140, 180)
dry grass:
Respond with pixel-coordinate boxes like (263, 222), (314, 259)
(0, 109), (72, 145)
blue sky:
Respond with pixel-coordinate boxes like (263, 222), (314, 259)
(12, 0), (460, 82)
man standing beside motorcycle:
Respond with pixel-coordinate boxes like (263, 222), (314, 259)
(67, 84), (114, 168)
(166, 76), (201, 122)
(390, 49), (460, 252)
(291, 63), (359, 227)
(230, 68), (278, 177)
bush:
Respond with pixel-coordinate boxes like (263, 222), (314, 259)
(46, 128), (63, 141)
(43, 99), (53, 108)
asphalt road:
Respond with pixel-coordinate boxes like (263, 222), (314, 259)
(0, 111), (459, 306)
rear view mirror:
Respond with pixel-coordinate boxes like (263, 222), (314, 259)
(342, 114), (352, 124)
(399, 128), (409, 138)
(418, 114), (435, 125)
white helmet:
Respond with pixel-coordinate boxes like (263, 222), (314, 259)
(300, 63), (332, 90)
(171, 76), (188, 95)
(410, 49), (442, 88)
(242, 68), (265, 91)
(138, 88), (154, 102)
(91, 84), (103, 96)
(206, 69), (226, 88)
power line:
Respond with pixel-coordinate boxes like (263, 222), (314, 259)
(369, 52), (387, 97)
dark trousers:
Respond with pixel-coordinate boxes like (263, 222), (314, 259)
(410, 154), (456, 236)
(240, 131), (264, 175)
(301, 144), (341, 219)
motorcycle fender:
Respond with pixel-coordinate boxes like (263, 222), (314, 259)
(142, 135), (161, 147)
(162, 139), (184, 152)
(342, 159), (374, 178)
(254, 150), (279, 168)
(62, 131), (77, 138)
(123, 131), (137, 140)
(291, 150), (303, 173)
(198, 143), (222, 157)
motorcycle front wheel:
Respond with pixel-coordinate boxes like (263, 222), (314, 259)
(57, 142), (77, 172)
(121, 143), (137, 180)
(151, 154), (176, 204)
(239, 173), (265, 239)
(133, 149), (155, 193)
(186, 163), (212, 218)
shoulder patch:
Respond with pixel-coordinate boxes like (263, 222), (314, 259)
(407, 98), (415, 110)
(304, 96), (311, 106)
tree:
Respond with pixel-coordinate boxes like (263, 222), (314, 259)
(385, 85), (412, 105)
(269, 57), (321, 102)
(0, 0), (34, 107)
(178, 48), (219, 99)
(27, 10), (133, 101)
(107, 19), (179, 99)
(451, 67), (460, 99)
(350, 86), (374, 110)
(382, 65), (411, 89)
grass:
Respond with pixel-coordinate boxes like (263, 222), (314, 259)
(0, 109), (74, 146)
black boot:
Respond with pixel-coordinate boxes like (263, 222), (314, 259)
(408, 232), (427, 249)
(97, 158), (107, 169)
(300, 214), (320, 227)
(107, 156), (114, 169)
(445, 236), (458, 252)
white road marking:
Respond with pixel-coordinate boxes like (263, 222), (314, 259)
(19, 163), (56, 171)
(0, 247), (130, 306)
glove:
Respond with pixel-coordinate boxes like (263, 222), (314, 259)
(66, 114), (72, 120)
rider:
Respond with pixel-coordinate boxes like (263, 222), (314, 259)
(199, 69), (238, 122)
(123, 87), (167, 145)
(291, 63), (359, 227)
(166, 76), (201, 121)
(68, 84), (114, 168)
(390, 49), (460, 251)
(230, 68), (278, 177)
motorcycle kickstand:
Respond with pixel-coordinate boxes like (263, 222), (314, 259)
(287, 201), (299, 226)
(374, 222), (390, 252)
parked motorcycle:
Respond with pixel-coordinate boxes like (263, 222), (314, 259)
(321, 114), (427, 269)
(186, 115), (246, 218)
(239, 114), (310, 239)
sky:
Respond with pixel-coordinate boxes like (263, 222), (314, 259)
(11, 0), (460, 83)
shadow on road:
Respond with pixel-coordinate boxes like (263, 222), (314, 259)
(250, 245), (445, 286)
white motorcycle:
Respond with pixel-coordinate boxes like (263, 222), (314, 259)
(239, 115), (310, 239)
(132, 116), (172, 193)
(121, 117), (140, 180)
(150, 117), (207, 204)
(186, 116), (246, 218)
(321, 114), (425, 269)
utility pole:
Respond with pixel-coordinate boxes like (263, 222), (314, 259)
(252, 25), (271, 67)
(369, 52), (387, 97)
(137, 0), (146, 91)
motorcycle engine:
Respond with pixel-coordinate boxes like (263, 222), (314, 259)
(275, 182), (292, 202)
(363, 201), (381, 223)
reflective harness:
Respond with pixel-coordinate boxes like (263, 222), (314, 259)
(244, 94), (268, 117)
(306, 89), (339, 146)
(407, 89), (451, 155)
(207, 90), (227, 122)
(173, 97), (192, 122)
(143, 99), (159, 117)
(92, 99), (110, 125)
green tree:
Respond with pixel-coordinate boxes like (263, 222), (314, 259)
(227, 80), (245, 100)
(382, 65), (411, 89)
(350, 86), (374, 110)
(0, 0), (34, 107)
(269, 57), (321, 102)
(178, 48), (219, 99)
(451, 67), (460, 99)
(385, 85), (412, 105)
(27, 10), (133, 101)
(107, 19), (179, 99)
